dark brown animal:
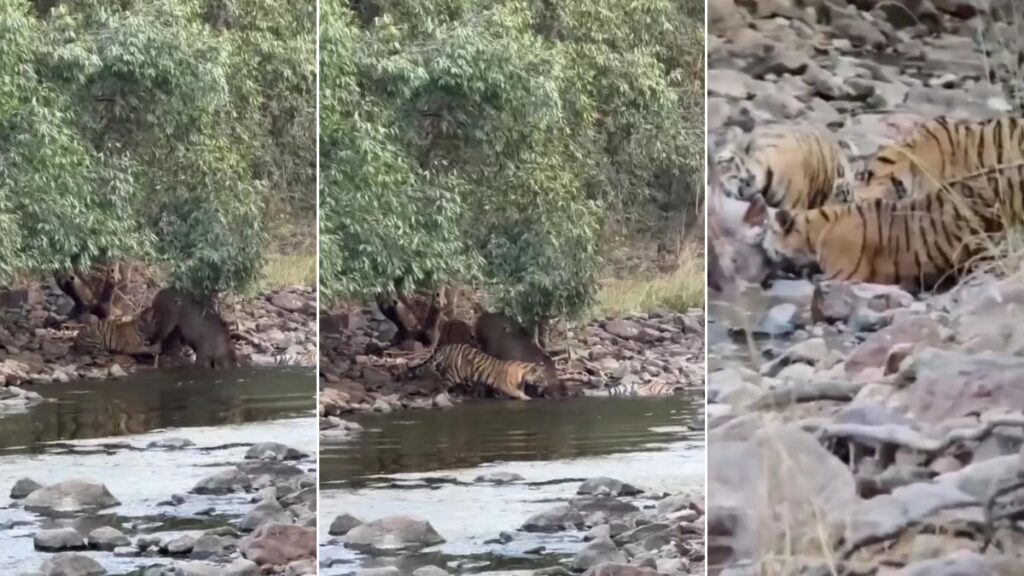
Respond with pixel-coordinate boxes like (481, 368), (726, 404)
(411, 288), (447, 346)
(141, 288), (237, 369)
(375, 293), (420, 344)
(438, 318), (475, 346)
(474, 312), (558, 388)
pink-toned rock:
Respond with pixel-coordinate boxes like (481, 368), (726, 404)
(240, 523), (315, 566)
(845, 315), (944, 376)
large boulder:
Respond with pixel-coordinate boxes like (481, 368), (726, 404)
(342, 516), (445, 551)
(521, 504), (586, 533)
(39, 553), (107, 576)
(708, 415), (859, 567)
(34, 527), (86, 551)
(23, 480), (120, 515)
(191, 469), (252, 495)
(239, 523), (315, 566)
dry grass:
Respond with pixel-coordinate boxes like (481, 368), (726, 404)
(261, 252), (316, 290)
(595, 241), (704, 316)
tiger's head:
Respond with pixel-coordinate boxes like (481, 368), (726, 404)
(517, 361), (555, 398)
(714, 146), (767, 203)
(743, 196), (819, 272)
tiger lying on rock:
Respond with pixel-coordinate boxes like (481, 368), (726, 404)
(407, 343), (549, 401)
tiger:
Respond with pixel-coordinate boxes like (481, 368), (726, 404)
(272, 348), (317, 367)
(744, 164), (1024, 291)
(715, 125), (854, 210)
(407, 343), (546, 401)
(74, 316), (161, 356)
(607, 380), (683, 398)
(856, 116), (1024, 201)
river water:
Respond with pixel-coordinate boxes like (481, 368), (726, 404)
(320, 394), (705, 575)
(0, 366), (316, 575)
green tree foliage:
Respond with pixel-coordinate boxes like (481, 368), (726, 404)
(0, 0), (314, 295)
(320, 0), (703, 325)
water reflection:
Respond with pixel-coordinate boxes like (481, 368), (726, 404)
(0, 366), (315, 453)
(322, 393), (704, 488)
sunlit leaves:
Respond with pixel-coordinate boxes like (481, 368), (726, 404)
(322, 0), (702, 322)
(0, 0), (312, 294)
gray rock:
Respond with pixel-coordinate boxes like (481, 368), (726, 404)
(755, 304), (798, 336)
(356, 569), (401, 576)
(284, 559), (316, 576)
(35, 528), (86, 551)
(165, 534), (197, 555)
(191, 469), (252, 495)
(190, 533), (231, 560)
(244, 442), (306, 461)
(605, 319), (642, 340)
(580, 563), (658, 576)
(342, 516), (445, 551)
(578, 477), (642, 497)
(87, 526), (130, 551)
(521, 504), (586, 532)
(239, 523), (316, 566)
(147, 437), (195, 450)
(39, 553), (106, 576)
(411, 567), (451, 576)
(11, 477), (42, 499)
(239, 498), (292, 531)
(224, 559), (260, 576)
(23, 479), (120, 515)
(475, 471), (525, 484)
(572, 535), (627, 571)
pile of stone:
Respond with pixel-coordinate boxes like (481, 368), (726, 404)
(709, 271), (1024, 574)
(327, 476), (705, 576)
(0, 283), (315, 391)
(318, 306), (705, 427)
(12, 440), (317, 576)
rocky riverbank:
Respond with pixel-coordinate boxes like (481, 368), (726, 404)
(708, 1), (1024, 573)
(9, 437), (317, 576)
(326, 477), (705, 576)
(318, 308), (704, 430)
(0, 283), (316, 400)
(709, 272), (1024, 574)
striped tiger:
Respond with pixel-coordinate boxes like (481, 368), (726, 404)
(272, 348), (317, 367)
(715, 125), (853, 210)
(408, 344), (546, 401)
(74, 317), (160, 356)
(856, 116), (1024, 201)
(746, 164), (1024, 290)
(607, 380), (683, 398)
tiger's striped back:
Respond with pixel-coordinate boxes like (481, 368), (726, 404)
(412, 344), (544, 401)
(716, 125), (853, 210)
(607, 380), (683, 398)
(273, 348), (317, 367)
(857, 116), (1024, 201)
(74, 317), (158, 355)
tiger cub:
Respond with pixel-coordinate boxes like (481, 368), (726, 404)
(856, 116), (1024, 201)
(743, 164), (1022, 291)
(74, 317), (161, 356)
(408, 344), (546, 401)
(715, 125), (854, 209)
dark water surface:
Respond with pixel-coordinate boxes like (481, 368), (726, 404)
(0, 365), (314, 454)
